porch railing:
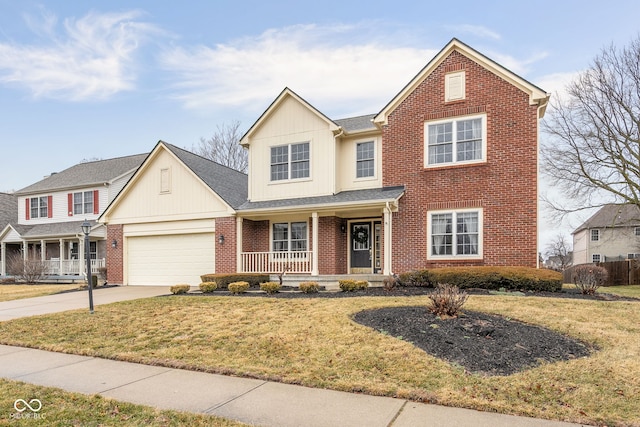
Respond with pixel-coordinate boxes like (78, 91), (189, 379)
(42, 259), (105, 276)
(241, 251), (312, 274)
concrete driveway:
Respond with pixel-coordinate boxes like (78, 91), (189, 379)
(0, 286), (169, 321)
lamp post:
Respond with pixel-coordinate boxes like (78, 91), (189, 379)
(81, 220), (94, 314)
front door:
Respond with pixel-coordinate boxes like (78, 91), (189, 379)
(350, 222), (372, 273)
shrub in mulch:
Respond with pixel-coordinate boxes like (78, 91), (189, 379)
(427, 284), (468, 317)
(571, 264), (608, 295)
(170, 284), (190, 295)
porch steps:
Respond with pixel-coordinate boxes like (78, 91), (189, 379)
(272, 274), (386, 291)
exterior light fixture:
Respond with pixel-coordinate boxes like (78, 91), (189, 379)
(218, 234), (225, 245)
(81, 219), (94, 314)
(112, 239), (118, 249)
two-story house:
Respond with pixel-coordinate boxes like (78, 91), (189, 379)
(100, 39), (549, 286)
(0, 154), (145, 278)
(572, 204), (640, 264)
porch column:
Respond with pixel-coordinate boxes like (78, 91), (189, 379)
(59, 239), (64, 274)
(311, 212), (319, 276)
(236, 217), (243, 273)
(79, 236), (85, 277)
(1, 242), (5, 276)
(40, 239), (46, 261)
(22, 241), (27, 261)
(383, 205), (392, 275)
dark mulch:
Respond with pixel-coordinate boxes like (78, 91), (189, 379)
(353, 306), (593, 376)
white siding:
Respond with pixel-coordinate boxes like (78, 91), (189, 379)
(17, 187), (105, 225)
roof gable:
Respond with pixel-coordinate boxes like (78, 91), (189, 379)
(374, 38), (550, 125)
(0, 192), (17, 232)
(574, 204), (640, 233)
(240, 88), (340, 146)
(16, 154), (147, 195)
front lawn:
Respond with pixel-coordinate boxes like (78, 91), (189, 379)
(0, 295), (638, 426)
(0, 284), (80, 302)
(0, 378), (246, 426)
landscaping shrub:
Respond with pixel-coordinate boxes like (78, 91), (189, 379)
(200, 273), (269, 289)
(428, 283), (468, 317)
(199, 281), (217, 293)
(260, 281), (281, 294)
(339, 279), (369, 292)
(571, 264), (608, 295)
(399, 267), (562, 292)
(170, 284), (190, 295)
(298, 281), (320, 293)
(383, 275), (398, 291)
(228, 281), (250, 294)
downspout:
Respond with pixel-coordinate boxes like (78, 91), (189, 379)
(536, 95), (551, 269)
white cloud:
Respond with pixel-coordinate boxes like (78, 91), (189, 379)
(160, 23), (436, 117)
(445, 24), (501, 41)
(0, 9), (160, 101)
(535, 71), (581, 101)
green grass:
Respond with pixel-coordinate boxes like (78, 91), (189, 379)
(0, 284), (80, 302)
(0, 378), (246, 426)
(0, 295), (638, 426)
(563, 283), (640, 299)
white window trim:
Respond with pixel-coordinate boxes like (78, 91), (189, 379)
(591, 229), (600, 241)
(72, 191), (94, 215)
(592, 253), (601, 263)
(269, 142), (311, 183)
(445, 71), (465, 102)
(423, 114), (487, 168)
(355, 140), (376, 181)
(427, 207), (483, 260)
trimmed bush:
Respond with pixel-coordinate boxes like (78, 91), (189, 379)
(299, 281), (320, 293)
(228, 281), (250, 294)
(200, 273), (269, 289)
(339, 279), (369, 292)
(398, 267), (562, 292)
(383, 275), (398, 291)
(260, 281), (281, 294)
(170, 284), (190, 295)
(428, 283), (468, 317)
(199, 281), (217, 293)
(572, 264), (608, 295)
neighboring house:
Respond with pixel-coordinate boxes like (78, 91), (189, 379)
(101, 38), (549, 286)
(0, 192), (18, 276)
(0, 154), (146, 278)
(572, 204), (640, 264)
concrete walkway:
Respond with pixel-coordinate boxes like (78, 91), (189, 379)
(0, 287), (590, 427)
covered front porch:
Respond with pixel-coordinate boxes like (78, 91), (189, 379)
(235, 186), (404, 276)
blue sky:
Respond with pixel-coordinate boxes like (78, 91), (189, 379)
(1, 0), (639, 247)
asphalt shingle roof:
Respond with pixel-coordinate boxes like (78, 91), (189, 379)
(334, 114), (377, 133)
(238, 186), (405, 211)
(20, 220), (99, 238)
(163, 143), (248, 209)
(16, 154), (147, 195)
(574, 204), (640, 233)
(0, 193), (17, 232)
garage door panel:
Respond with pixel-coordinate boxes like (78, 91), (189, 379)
(127, 233), (215, 286)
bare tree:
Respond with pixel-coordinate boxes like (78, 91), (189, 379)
(542, 36), (640, 215)
(7, 249), (46, 284)
(193, 120), (248, 173)
(544, 234), (573, 271)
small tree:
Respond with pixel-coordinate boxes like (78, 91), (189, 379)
(6, 249), (46, 284)
(544, 234), (573, 271)
(572, 264), (608, 295)
(193, 120), (248, 173)
(428, 283), (468, 317)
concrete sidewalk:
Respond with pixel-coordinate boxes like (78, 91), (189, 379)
(0, 345), (587, 427)
(0, 286), (590, 426)
(0, 285), (169, 321)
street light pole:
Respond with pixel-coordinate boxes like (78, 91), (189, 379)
(81, 220), (94, 314)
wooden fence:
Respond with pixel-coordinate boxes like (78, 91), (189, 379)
(563, 259), (640, 286)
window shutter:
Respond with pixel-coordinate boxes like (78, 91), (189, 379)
(68, 193), (73, 216)
(93, 190), (99, 214)
(25, 198), (30, 220)
(48, 195), (53, 218)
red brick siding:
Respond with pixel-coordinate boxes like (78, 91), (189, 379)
(215, 217), (237, 274)
(317, 216), (347, 274)
(106, 224), (124, 284)
(383, 51), (539, 272)
(242, 220), (269, 253)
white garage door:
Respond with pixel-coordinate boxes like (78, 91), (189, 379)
(127, 233), (215, 286)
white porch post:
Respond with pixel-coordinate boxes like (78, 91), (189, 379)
(236, 217), (243, 273)
(383, 205), (392, 275)
(40, 239), (46, 261)
(312, 212), (319, 276)
(79, 236), (85, 277)
(22, 241), (27, 261)
(1, 242), (5, 276)
(59, 239), (64, 274)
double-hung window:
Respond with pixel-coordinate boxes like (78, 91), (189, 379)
(425, 115), (485, 167)
(73, 191), (94, 215)
(356, 141), (375, 178)
(270, 142), (310, 181)
(272, 222), (308, 258)
(428, 209), (482, 259)
(29, 197), (49, 219)
(591, 229), (600, 242)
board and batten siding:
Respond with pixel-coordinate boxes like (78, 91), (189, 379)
(335, 135), (383, 193)
(247, 96), (336, 202)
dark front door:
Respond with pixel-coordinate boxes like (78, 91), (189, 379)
(350, 222), (372, 272)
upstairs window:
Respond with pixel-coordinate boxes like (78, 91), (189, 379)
(425, 115), (485, 167)
(445, 71), (465, 102)
(635, 227), (640, 236)
(28, 196), (50, 219)
(591, 229), (600, 241)
(356, 141), (375, 178)
(270, 142), (310, 181)
(73, 191), (94, 215)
